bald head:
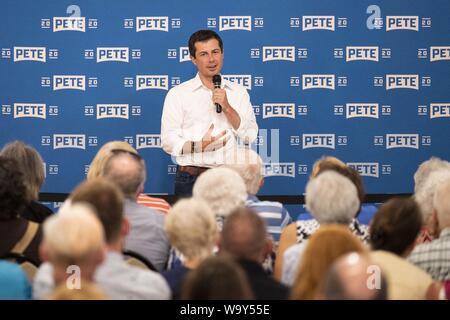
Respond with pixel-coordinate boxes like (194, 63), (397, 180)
(102, 152), (146, 199)
(323, 253), (387, 300)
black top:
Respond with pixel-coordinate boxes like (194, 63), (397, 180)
(238, 259), (289, 300)
(0, 217), (43, 265)
(21, 201), (53, 223)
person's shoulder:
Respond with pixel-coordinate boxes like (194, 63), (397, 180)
(224, 78), (248, 92)
(168, 76), (198, 94)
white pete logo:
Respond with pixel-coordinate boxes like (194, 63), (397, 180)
(302, 16), (335, 31)
(14, 47), (46, 62)
(386, 74), (419, 90)
(347, 162), (379, 178)
(430, 103), (450, 119)
(136, 16), (169, 32)
(302, 74), (335, 90)
(346, 103), (379, 119)
(262, 46), (295, 62)
(262, 103), (296, 119)
(97, 47), (129, 62)
(386, 134), (419, 149)
(219, 16), (252, 31)
(222, 75), (252, 90)
(96, 104), (129, 119)
(264, 163), (295, 178)
(53, 134), (86, 149)
(53, 75), (85, 91)
(346, 46), (379, 62)
(13, 103), (46, 119)
(136, 134), (161, 149)
(53, 17), (86, 32)
(386, 16), (419, 31)
(430, 46), (450, 62)
(136, 75), (169, 90)
(302, 134), (335, 149)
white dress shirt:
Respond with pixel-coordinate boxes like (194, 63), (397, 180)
(161, 73), (258, 167)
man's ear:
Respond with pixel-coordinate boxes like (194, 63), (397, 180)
(39, 242), (50, 262)
(190, 55), (197, 66)
(121, 217), (130, 238)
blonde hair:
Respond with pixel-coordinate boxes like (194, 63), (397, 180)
(1, 141), (45, 201)
(48, 282), (107, 300)
(43, 203), (105, 265)
(311, 156), (346, 178)
(290, 225), (366, 300)
(165, 198), (217, 261)
(87, 141), (136, 180)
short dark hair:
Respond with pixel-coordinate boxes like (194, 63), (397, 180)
(71, 178), (124, 243)
(188, 30), (223, 57)
(221, 208), (267, 261)
(0, 156), (27, 220)
(370, 197), (422, 255)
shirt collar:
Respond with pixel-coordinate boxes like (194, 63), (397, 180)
(439, 228), (450, 238)
(190, 73), (233, 91)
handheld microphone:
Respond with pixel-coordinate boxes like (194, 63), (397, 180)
(212, 74), (222, 113)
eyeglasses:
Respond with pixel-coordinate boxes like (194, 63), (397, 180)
(110, 149), (143, 161)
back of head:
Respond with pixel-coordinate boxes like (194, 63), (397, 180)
(224, 148), (263, 195)
(291, 225), (366, 300)
(221, 208), (267, 262)
(306, 171), (360, 224)
(165, 198), (217, 261)
(414, 157), (450, 194)
(48, 282), (107, 300)
(0, 156), (27, 221)
(181, 255), (254, 300)
(323, 253), (387, 300)
(102, 151), (146, 199)
(193, 167), (247, 217)
(414, 168), (450, 225)
(42, 203), (105, 266)
(1, 141), (44, 201)
(70, 178), (124, 244)
(434, 179), (450, 230)
(311, 156), (346, 178)
(370, 197), (422, 255)
(87, 141), (136, 180)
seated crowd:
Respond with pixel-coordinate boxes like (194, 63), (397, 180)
(1, 140), (450, 300)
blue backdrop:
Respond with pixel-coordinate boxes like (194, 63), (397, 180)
(1, 0), (449, 197)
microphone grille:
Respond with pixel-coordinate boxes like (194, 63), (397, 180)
(212, 74), (221, 84)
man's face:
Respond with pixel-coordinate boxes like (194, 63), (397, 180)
(191, 38), (223, 79)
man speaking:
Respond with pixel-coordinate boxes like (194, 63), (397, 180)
(161, 30), (258, 196)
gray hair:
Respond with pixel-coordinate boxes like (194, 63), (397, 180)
(224, 148), (263, 195)
(102, 152), (146, 199)
(193, 167), (247, 217)
(165, 198), (217, 261)
(305, 171), (360, 224)
(414, 168), (450, 225)
(433, 179), (450, 229)
(414, 157), (450, 193)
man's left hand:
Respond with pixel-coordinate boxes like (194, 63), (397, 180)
(212, 88), (230, 112)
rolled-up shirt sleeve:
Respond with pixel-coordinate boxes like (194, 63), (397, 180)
(232, 89), (258, 144)
(161, 89), (187, 157)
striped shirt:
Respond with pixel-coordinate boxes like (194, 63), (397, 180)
(246, 195), (293, 245)
(136, 194), (170, 214)
(408, 228), (450, 281)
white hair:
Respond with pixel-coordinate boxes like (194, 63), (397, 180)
(165, 198), (217, 260)
(414, 169), (450, 224)
(414, 157), (450, 193)
(43, 203), (105, 264)
(434, 179), (450, 229)
(193, 167), (247, 217)
(305, 171), (360, 224)
(224, 148), (263, 195)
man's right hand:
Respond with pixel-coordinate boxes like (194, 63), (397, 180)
(199, 124), (230, 152)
